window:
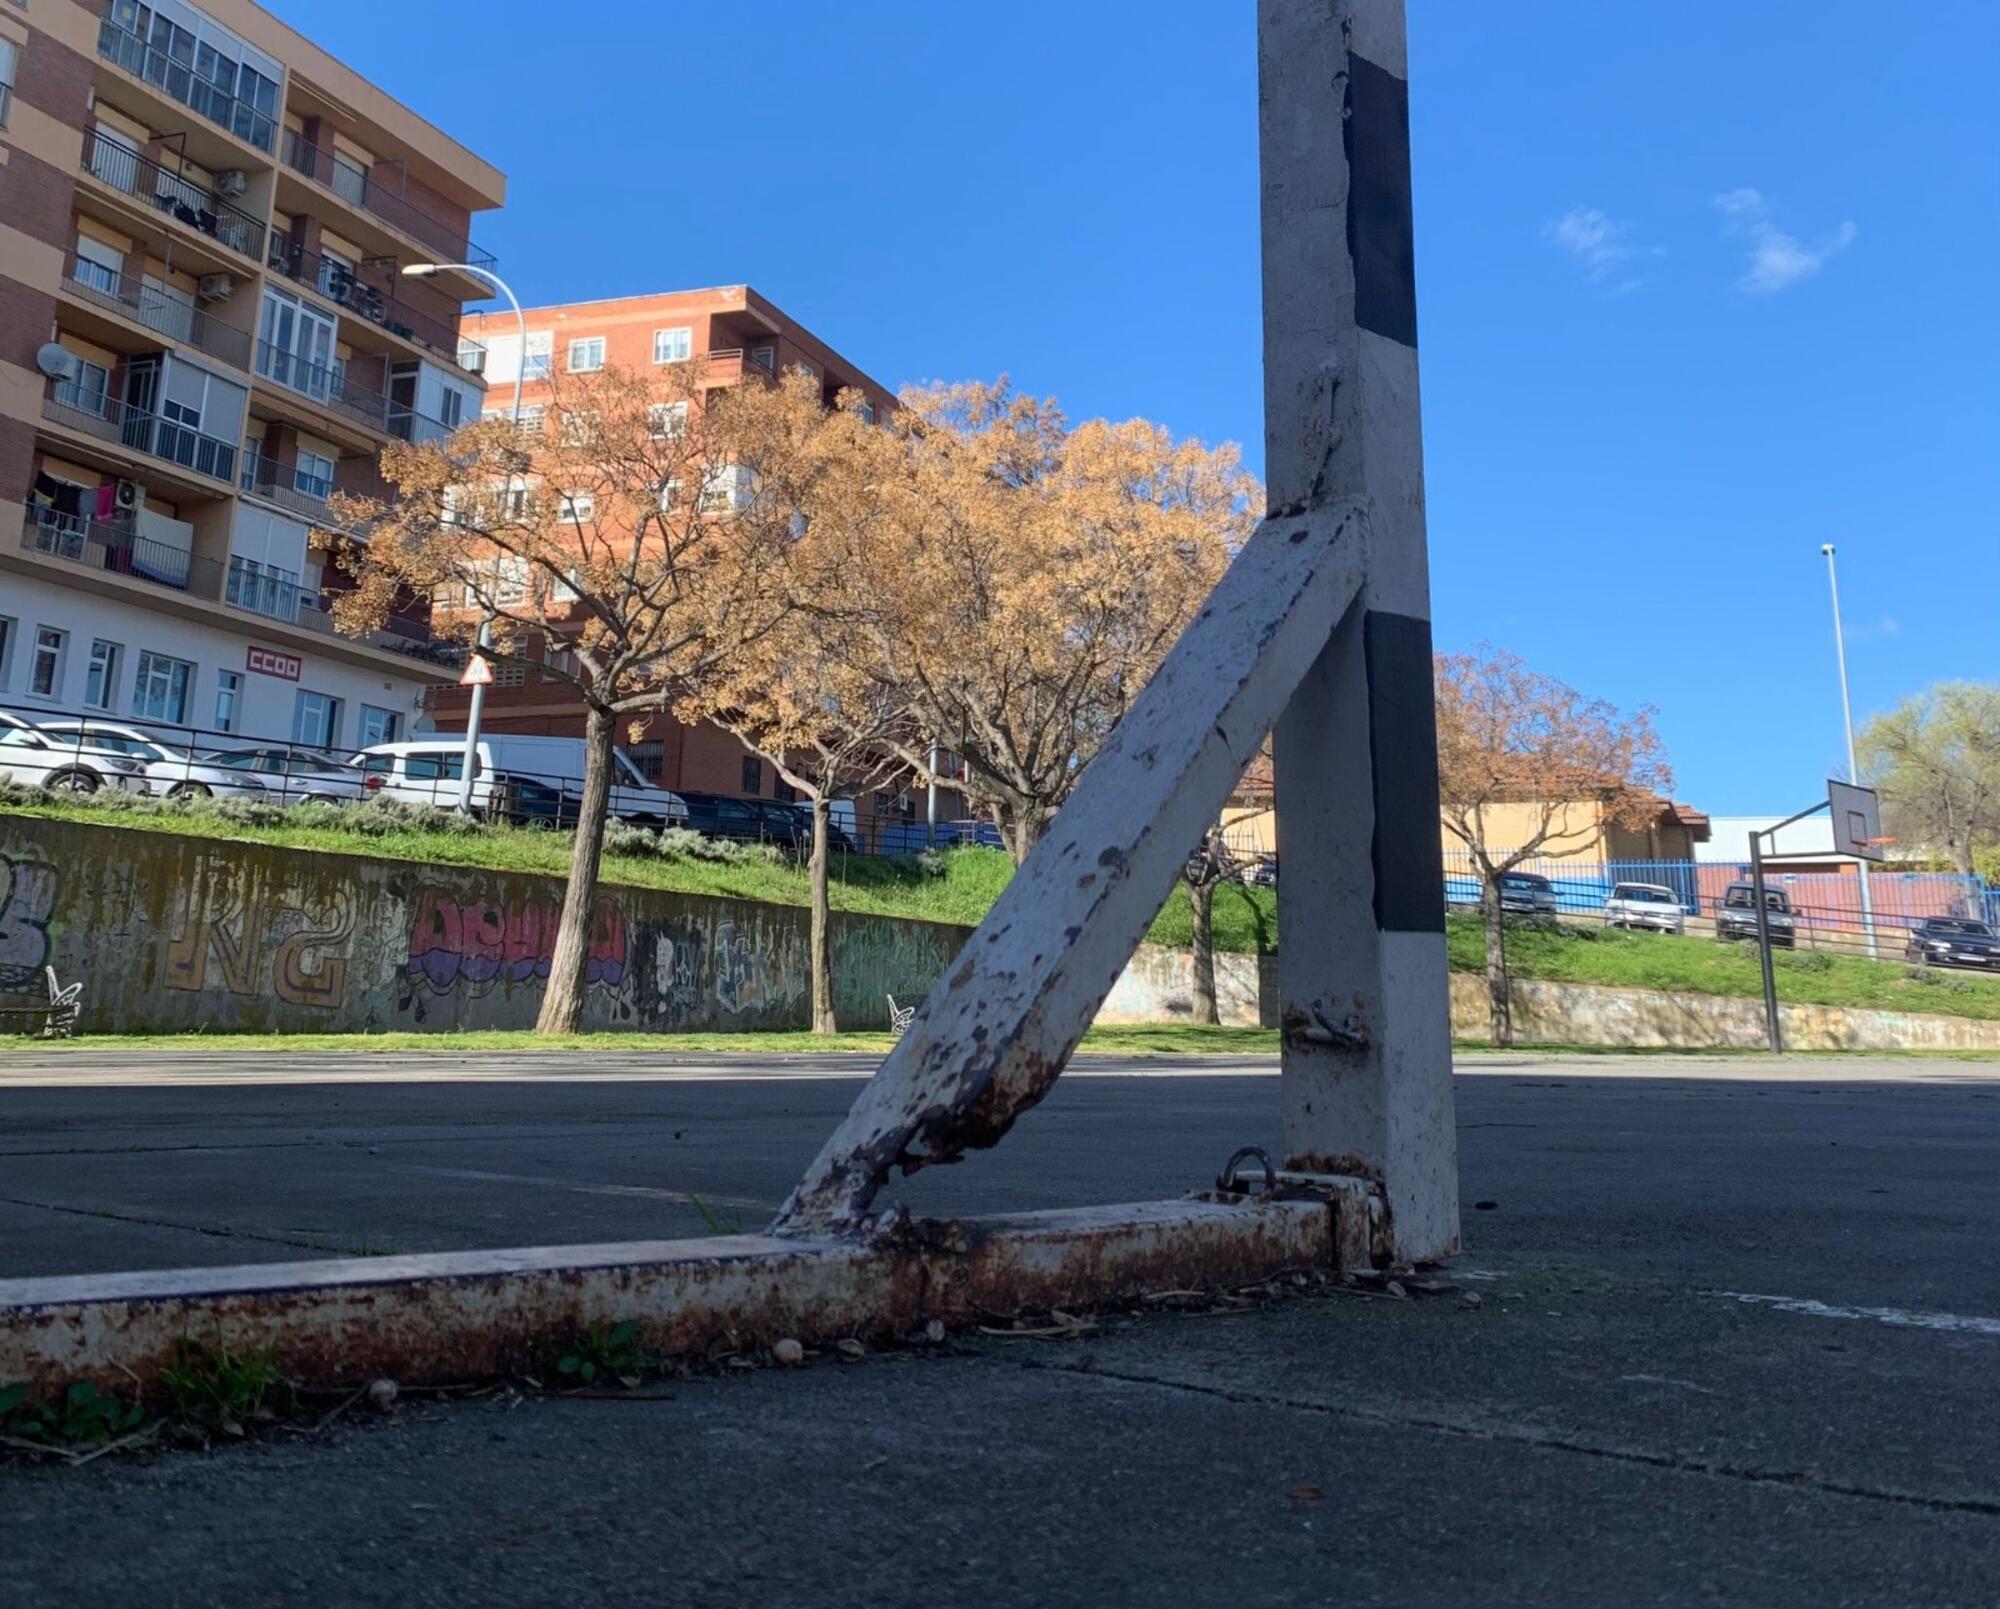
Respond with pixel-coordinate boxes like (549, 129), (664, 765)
(658, 478), (682, 512)
(214, 669), (241, 733)
(359, 705), (400, 746)
(294, 449), (334, 500)
(521, 331), (552, 381)
(0, 617), (14, 689)
(749, 346), (775, 375)
(559, 409), (599, 447)
(457, 339), (486, 375)
(653, 327), (692, 363)
(55, 358), (112, 418)
(438, 388), (465, 429)
(558, 492), (594, 524)
(566, 336), (605, 373)
(402, 752), (469, 782)
(133, 651), (193, 723)
(741, 756), (763, 796)
(627, 740), (665, 782)
(0, 38), (15, 129)
(649, 401), (688, 438)
(857, 398), (877, 425)
(774, 776), (797, 805)
(490, 555), (530, 605)
(486, 404), (544, 439)
(291, 689), (341, 749)
(72, 235), (125, 296)
(30, 627), (66, 698)
(698, 464), (751, 514)
(330, 152), (369, 208)
(84, 641), (122, 711)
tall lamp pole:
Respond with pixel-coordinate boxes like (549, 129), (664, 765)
(1819, 543), (1877, 956)
(404, 263), (525, 812)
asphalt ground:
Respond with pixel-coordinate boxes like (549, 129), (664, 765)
(5, 1049), (2000, 1605)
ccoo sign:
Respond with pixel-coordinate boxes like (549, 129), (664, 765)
(246, 646), (302, 681)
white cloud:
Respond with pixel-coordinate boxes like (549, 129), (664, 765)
(1714, 188), (1856, 294)
(1543, 207), (1659, 292)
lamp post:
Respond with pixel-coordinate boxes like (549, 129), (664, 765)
(404, 262), (525, 813)
(1819, 543), (1877, 957)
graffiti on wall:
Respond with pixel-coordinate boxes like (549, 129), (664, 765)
(711, 916), (807, 1017)
(404, 886), (628, 997)
(0, 855), (59, 991)
(832, 917), (956, 1026)
(163, 861), (356, 1009)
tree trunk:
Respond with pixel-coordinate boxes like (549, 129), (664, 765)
(809, 795), (836, 1035)
(535, 704), (615, 1036)
(1008, 802), (1046, 866)
(1483, 872), (1512, 1047)
(1189, 875), (1219, 1026)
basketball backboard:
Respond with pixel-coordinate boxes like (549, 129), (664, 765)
(1828, 779), (1885, 861)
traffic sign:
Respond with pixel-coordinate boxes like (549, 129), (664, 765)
(459, 656), (493, 687)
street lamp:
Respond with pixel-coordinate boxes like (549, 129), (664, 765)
(404, 262), (525, 812)
(1820, 543), (1877, 957)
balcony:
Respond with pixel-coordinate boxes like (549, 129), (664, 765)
(95, 18), (278, 154)
(22, 501), (224, 602)
(238, 446), (341, 525)
(60, 250), (251, 371)
(703, 348), (777, 385)
(265, 236), (483, 370)
(253, 339), (391, 432)
(41, 387), (238, 485)
(224, 556), (313, 623)
(386, 405), (459, 448)
(80, 134), (266, 263)
(280, 128), (495, 273)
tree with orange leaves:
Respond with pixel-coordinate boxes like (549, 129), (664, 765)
(329, 364), (799, 1035)
(1434, 645), (1673, 1045)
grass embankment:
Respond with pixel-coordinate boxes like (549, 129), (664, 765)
(5, 792), (1998, 1020)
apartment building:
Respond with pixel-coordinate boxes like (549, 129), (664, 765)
(430, 286), (918, 815)
(0, 0), (503, 750)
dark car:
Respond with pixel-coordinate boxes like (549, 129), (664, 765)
(1488, 871), (1558, 918)
(1905, 917), (2000, 970)
(1716, 882), (1797, 948)
(487, 772), (573, 829)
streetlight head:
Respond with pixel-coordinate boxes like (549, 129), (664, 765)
(1820, 543), (1836, 556)
(400, 263), (442, 279)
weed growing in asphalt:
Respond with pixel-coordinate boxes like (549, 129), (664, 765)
(157, 1339), (284, 1437)
(556, 1321), (655, 1387)
(0, 1380), (146, 1448)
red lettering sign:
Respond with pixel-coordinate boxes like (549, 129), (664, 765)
(246, 646), (302, 681)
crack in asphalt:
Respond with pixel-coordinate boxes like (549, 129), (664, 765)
(0, 1194), (349, 1256)
(1011, 1357), (2000, 1519)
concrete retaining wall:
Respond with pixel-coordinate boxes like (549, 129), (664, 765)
(0, 817), (969, 1035)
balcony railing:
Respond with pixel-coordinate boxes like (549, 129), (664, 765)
(81, 134), (266, 262)
(264, 235), (483, 369)
(62, 250), (252, 370)
(41, 388), (238, 484)
(96, 18), (278, 153)
(238, 446), (337, 522)
(224, 556), (310, 623)
(22, 501), (224, 601)
(387, 406), (459, 448)
(253, 339), (391, 431)
(280, 128), (496, 272)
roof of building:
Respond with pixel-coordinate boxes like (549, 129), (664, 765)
(1697, 814), (1847, 865)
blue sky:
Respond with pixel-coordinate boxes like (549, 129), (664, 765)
(273, 1), (1996, 814)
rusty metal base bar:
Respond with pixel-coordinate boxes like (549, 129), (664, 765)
(0, 1195), (1360, 1393)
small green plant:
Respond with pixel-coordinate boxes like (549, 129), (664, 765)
(1775, 949), (1835, 973)
(0, 1379), (147, 1447)
(556, 1321), (654, 1387)
(157, 1339), (283, 1435)
(684, 1190), (743, 1235)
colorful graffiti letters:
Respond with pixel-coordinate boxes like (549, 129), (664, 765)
(405, 887), (628, 996)
(164, 860), (355, 1009)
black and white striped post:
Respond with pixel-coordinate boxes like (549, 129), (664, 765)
(1261, 0), (1459, 1264)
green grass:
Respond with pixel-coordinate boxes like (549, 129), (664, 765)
(0, 1024), (1285, 1057)
(1451, 915), (2000, 1022)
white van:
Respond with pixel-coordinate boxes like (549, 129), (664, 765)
(352, 737), (688, 825)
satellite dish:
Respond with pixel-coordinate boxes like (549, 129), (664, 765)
(35, 344), (80, 381)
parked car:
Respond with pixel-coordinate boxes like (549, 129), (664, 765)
(199, 745), (371, 805)
(1715, 882), (1797, 948)
(0, 711), (150, 795)
(778, 803), (857, 854)
(32, 719), (265, 800)
(1602, 882), (1686, 935)
(1488, 871), (1558, 918)
(412, 734), (687, 826)
(677, 790), (800, 847)
(487, 772), (572, 829)
(1246, 856), (1278, 888)
(1904, 917), (2000, 971)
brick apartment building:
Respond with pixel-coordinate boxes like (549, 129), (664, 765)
(0, 0), (503, 750)
(430, 287), (951, 830)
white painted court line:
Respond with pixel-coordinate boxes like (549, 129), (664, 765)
(401, 1165), (775, 1214)
(1721, 1292), (2000, 1339)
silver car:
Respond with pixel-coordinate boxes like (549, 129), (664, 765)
(1603, 881), (1686, 935)
(33, 719), (266, 800)
(200, 745), (371, 805)
(0, 711), (151, 795)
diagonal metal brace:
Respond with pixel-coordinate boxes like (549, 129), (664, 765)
(774, 499), (1371, 1236)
